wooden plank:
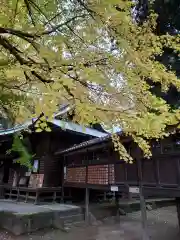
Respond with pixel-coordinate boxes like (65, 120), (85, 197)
(158, 157), (178, 185)
(137, 157), (150, 240)
(176, 198), (180, 229)
(85, 187), (89, 224)
(176, 159), (180, 185)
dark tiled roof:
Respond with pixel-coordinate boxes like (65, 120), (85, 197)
(55, 134), (112, 156)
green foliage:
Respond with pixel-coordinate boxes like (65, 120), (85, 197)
(0, 0), (180, 162)
(10, 134), (32, 169)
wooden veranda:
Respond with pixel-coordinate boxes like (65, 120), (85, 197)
(55, 133), (180, 239)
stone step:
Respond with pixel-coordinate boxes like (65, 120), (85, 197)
(0, 203), (85, 235)
(54, 213), (86, 232)
(63, 220), (87, 231)
(54, 213), (85, 228)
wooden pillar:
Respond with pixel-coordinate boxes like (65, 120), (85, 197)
(115, 191), (120, 222)
(154, 158), (160, 186)
(85, 159), (89, 224)
(61, 185), (64, 203)
(137, 157), (150, 240)
(103, 192), (107, 201)
(85, 187), (89, 223)
(61, 157), (65, 203)
(139, 190), (149, 240)
(176, 198), (180, 229)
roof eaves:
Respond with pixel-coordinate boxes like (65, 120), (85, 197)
(52, 119), (108, 138)
(0, 103), (74, 136)
(0, 119), (108, 138)
(55, 134), (111, 156)
(55, 131), (127, 156)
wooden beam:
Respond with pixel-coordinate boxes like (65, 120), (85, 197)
(176, 197), (180, 229)
(63, 142), (110, 156)
(61, 156), (66, 203)
(137, 157), (150, 240)
(85, 187), (89, 224)
(115, 192), (120, 222)
(139, 190), (150, 240)
(85, 160), (89, 224)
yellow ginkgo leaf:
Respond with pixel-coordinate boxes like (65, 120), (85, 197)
(36, 128), (43, 133)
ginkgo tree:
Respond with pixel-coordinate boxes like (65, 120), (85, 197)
(0, 0), (180, 163)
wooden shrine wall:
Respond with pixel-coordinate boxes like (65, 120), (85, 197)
(115, 139), (180, 187)
(63, 135), (180, 192)
(64, 147), (115, 187)
(64, 158), (180, 193)
(115, 157), (180, 186)
(30, 130), (92, 187)
(30, 132), (60, 187)
(64, 164), (115, 186)
(0, 129), (92, 187)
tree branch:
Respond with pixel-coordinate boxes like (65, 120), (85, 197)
(76, 0), (95, 20)
(95, 105), (134, 113)
(42, 14), (87, 35)
(12, 0), (19, 27)
(0, 27), (36, 38)
(24, 0), (36, 26)
(28, 0), (54, 27)
(45, 11), (64, 25)
(0, 36), (29, 65)
(31, 71), (54, 84)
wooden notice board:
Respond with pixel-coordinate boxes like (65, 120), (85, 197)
(66, 167), (86, 183)
(28, 174), (44, 188)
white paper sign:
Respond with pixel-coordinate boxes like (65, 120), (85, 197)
(64, 166), (67, 179)
(25, 172), (31, 177)
(110, 186), (118, 192)
(129, 187), (140, 194)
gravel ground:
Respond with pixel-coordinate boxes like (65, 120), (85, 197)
(0, 206), (179, 240)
